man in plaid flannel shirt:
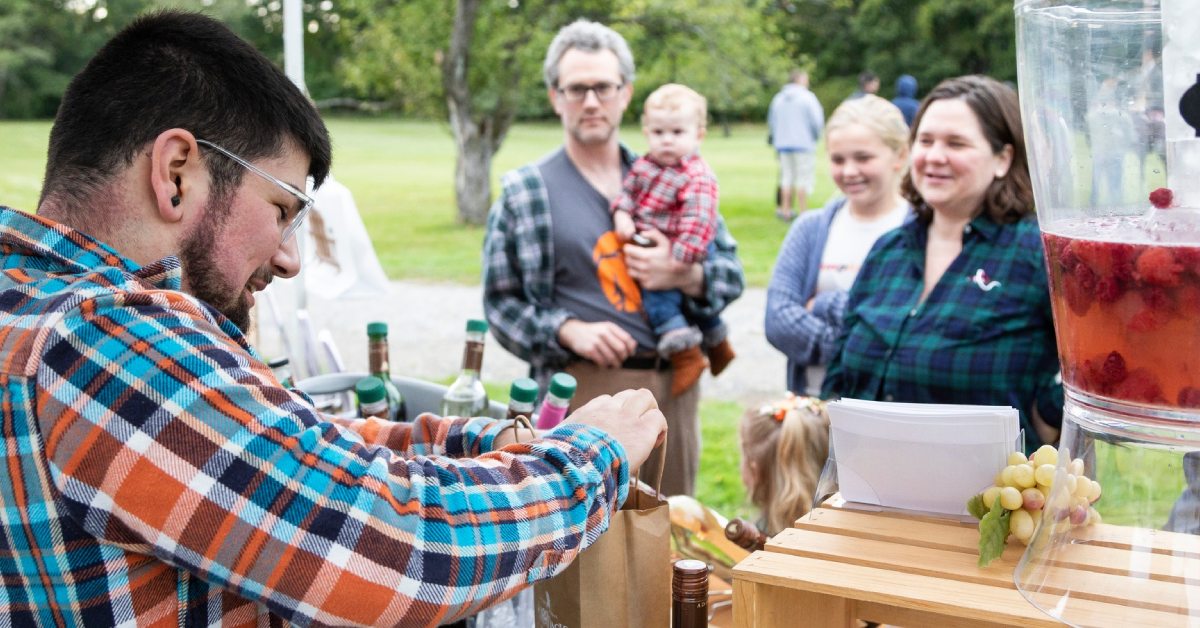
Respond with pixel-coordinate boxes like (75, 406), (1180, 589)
(0, 12), (667, 626)
(483, 21), (744, 498)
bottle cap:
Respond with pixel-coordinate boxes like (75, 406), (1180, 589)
(355, 376), (386, 404)
(466, 318), (489, 333)
(367, 321), (389, 337)
(509, 378), (539, 404)
(548, 372), (577, 399)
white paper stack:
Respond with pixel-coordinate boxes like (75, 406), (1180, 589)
(826, 399), (1020, 516)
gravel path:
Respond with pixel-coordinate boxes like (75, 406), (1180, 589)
(272, 280), (786, 408)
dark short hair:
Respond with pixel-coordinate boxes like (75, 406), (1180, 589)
(857, 71), (878, 88)
(41, 10), (331, 208)
(901, 74), (1033, 225)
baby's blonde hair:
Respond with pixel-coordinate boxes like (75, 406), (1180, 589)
(641, 83), (707, 129)
(739, 396), (829, 535)
(826, 94), (909, 156)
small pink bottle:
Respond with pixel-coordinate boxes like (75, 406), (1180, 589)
(535, 373), (577, 429)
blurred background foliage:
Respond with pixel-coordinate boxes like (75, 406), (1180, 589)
(0, 0), (1017, 121)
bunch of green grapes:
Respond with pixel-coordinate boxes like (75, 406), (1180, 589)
(970, 445), (1102, 558)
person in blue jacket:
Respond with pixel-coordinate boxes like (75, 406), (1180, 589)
(892, 74), (920, 127)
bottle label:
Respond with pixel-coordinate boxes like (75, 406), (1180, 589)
(369, 340), (389, 375)
(536, 403), (569, 430)
(462, 341), (484, 371)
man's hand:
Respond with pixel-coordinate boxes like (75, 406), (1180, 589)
(613, 210), (637, 242)
(566, 389), (667, 475)
(558, 319), (637, 368)
(623, 229), (705, 296)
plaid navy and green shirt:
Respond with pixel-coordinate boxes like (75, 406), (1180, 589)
(821, 214), (1063, 448)
(0, 206), (629, 626)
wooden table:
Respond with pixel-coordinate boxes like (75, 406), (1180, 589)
(731, 497), (1199, 627)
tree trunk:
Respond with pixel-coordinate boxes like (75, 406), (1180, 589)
(444, 0), (486, 225)
(452, 123), (495, 225)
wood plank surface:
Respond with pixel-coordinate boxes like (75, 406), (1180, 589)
(733, 550), (1188, 627)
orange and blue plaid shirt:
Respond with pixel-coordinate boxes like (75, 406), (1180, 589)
(0, 206), (628, 626)
(611, 153), (719, 264)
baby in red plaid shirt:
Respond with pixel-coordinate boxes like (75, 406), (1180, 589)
(612, 83), (735, 395)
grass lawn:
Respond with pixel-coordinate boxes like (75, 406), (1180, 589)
(0, 116), (835, 286)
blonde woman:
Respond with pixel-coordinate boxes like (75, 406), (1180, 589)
(766, 95), (912, 395)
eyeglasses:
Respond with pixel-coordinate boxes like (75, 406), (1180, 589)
(195, 138), (315, 243)
(556, 81), (624, 103)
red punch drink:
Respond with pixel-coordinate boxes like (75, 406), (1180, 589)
(1043, 215), (1200, 412)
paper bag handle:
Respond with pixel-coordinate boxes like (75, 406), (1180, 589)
(631, 442), (667, 508)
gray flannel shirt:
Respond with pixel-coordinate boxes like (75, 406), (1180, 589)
(482, 147), (744, 385)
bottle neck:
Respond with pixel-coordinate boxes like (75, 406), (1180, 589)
(541, 393), (572, 409)
(369, 337), (390, 377)
(507, 400), (536, 418)
(460, 335), (484, 373)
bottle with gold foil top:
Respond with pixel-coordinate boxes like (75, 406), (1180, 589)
(367, 322), (406, 421)
(671, 559), (709, 628)
(355, 377), (391, 420)
(724, 518), (768, 552)
(507, 378), (539, 421)
(440, 319), (489, 416)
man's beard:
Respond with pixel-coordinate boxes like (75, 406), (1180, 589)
(178, 200), (253, 332)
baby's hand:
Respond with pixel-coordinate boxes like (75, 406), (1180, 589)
(613, 210), (637, 241)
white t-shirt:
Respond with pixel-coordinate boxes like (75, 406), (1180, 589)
(806, 201), (908, 393)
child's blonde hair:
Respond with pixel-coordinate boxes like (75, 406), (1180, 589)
(739, 395), (829, 535)
(641, 83), (707, 129)
(825, 94), (909, 156)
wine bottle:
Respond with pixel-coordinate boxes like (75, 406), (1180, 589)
(441, 319), (489, 416)
(367, 321), (406, 420)
(671, 559), (709, 628)
(507, 378), (539, 420)
(355, 376), (390, 420)
(724, 518), (768, 552)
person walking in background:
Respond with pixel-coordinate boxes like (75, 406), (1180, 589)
(610, 83), (737, 396)
(483, 20), (745, 497)
(847, 70), (880, 101)
(892, 74), (920, 127)
(822, 75), (1063, 451)
(768, 69), (825, 221)
(766, 95), (912, 395)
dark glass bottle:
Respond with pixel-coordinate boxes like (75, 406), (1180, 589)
(355, 377), (390, 420)
(366, 322), (406, 421)
(672, 559), (709, 628)
(724, 518), (769, 552)
(507, 378), (539, 420)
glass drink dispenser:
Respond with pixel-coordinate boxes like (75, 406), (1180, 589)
(1016, 0), (1200, 623)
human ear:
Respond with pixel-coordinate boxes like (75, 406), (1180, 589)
(995, 144), (1014, 179)
(149, 129), (202, 224)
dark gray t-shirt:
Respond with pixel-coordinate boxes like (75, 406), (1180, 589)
(539, 148), (656, 352)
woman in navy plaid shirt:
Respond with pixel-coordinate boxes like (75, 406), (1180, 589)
(822, 75), (1063, 450)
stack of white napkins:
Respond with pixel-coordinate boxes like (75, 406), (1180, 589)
(826, 398), (1019, 516)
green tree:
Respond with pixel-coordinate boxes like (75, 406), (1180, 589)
(618, 0), (790, 132)
(339, 0), (617, 225)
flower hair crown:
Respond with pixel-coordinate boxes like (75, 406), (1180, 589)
(759, 393), (826, 423)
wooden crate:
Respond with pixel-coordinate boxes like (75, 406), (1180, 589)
(731, 498), (1199, 627)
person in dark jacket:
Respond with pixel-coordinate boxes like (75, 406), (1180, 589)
(892, 74), (920, 127)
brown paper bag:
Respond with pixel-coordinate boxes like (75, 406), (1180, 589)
(534, 463), (671, 628)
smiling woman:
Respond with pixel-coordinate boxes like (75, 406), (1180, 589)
(822, 75), (1063, 454)
(765, 94), (911, 395)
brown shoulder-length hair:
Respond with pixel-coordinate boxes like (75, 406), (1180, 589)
(900, 75), (1034, 225)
